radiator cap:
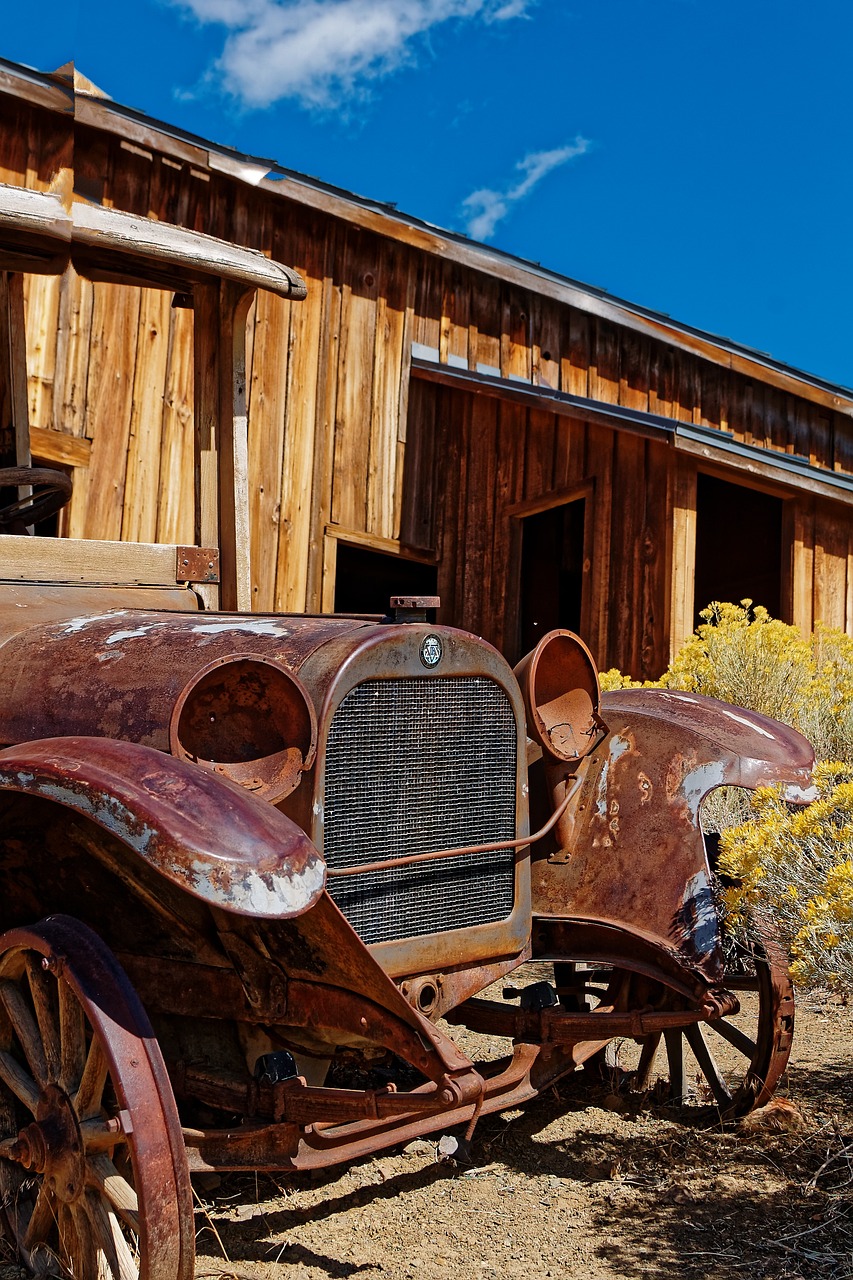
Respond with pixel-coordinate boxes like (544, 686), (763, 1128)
(390, 595), (440, 622)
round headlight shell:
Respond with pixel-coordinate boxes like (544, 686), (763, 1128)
(169, 655), (317, 805)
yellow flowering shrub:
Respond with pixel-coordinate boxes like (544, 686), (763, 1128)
(719, 764), (853, 994)
(601, 602), (853, 992)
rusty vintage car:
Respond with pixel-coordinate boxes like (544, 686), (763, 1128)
(0, 182), (815, 1279)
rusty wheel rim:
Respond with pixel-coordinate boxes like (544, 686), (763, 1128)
(561, 917), (794, 1119)
(0, 915), (194, 1279)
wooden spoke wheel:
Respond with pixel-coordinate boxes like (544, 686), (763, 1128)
(0, 916), (194, 1279)
(556, 919), (794, 1119)
(0, 467), (73, 531)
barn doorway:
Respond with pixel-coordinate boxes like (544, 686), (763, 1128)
(519, 497), (586, 656)
(693, 474), (785, 623)
(333, 541), (438, 616)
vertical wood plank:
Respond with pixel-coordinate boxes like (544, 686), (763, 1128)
(619, 332), (650, 412)
(792, 498), (815, 637)
(368, 237), (410, 540)
(247, 286), (291, 612)
(330, 230), (378, 531)
(668, 454), (697, 661)
(565, 309), (590, 397)
(468, 274), (502, 374)
(500, 287), (532, 382)
(80, 282), (141, 540)
(122, 287), (171, 542)
(813, 500), (849, 628)
(277, 217), (327, 612)
(156, 304), (195, 545)
(584, 423), (614, 668)
(306, 228), (343, 611)
(588, 318), (620, 404)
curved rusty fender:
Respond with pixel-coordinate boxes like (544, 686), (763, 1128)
(0, 736), (326, 919)
(601, 688), (818, 810)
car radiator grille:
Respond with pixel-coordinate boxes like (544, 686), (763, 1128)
(323, 676), (518, 945)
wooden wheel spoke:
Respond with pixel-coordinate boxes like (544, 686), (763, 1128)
(663, 1028), (686, 1102)
(22, 1182), (56, 1252)
(88, 1153), (140, 1231)
(684, 1024), (733, 1108)
(85, 1186), (139, 1280)
(26, 957), (61, 1082)
(634, 1032), (661, 1091)
(0, 1046), (39, 1113)
(81, 1116), (130, 1154)
(0, 978), (48, 1090)
(709, 1017), (757, 1060)
(71, 1198), (100, 1279)
(75, 1036), (109, 1120)
(58, 979), (87, 1095)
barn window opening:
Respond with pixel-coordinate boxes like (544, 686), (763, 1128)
(333, 542), (438, 615)
(694, 474), (784, 625)
(519, 498), (586, 657)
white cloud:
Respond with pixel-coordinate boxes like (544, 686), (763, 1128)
(171, 0), (533, 109)
(462, 138), (591, 240)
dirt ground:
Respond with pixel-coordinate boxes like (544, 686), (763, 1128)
(193, 992), (853, 1280)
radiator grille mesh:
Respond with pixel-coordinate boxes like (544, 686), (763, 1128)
(323, 676), (517, 944)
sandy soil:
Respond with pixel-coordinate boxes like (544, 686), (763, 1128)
(192, 992), (853, 1280)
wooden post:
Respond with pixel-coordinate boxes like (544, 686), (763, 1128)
(0, 271), (30, 469)
(667, 454), (697, 662)
(193, 279), (254, 611)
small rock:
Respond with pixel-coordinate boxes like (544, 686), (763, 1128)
(602, 1092), (629, 1114)
(403, 1138), (433, 1156)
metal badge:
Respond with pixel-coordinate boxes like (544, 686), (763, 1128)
(419, 634), (443, 668)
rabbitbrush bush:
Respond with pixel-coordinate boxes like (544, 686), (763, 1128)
(601, 602), (853, 994)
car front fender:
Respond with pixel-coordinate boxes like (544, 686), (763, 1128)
(534, 689), (815, 983)
(0, 736), (325, 919)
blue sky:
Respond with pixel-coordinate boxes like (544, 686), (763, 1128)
(4, 1), (852, 388)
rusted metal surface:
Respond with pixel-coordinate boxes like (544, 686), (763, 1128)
(0, 607), (370, 751)
(528, 687), (815, 984)
(0, 737), (325, 918)
(0, 914), (194, 1279)
(175, 546), (220, 584)
(169, 653), (317, 804)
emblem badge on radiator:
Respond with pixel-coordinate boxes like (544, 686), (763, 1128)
(420, 634), (443, 668)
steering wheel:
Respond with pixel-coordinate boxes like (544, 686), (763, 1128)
(0, 465), (74, 531)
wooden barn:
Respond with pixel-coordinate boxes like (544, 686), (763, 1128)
(1, 57), (852, 679)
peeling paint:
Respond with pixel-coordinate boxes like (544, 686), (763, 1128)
(190, 856), (325, 917)
(60, 610), (130, 635)
(191, 620), (291, 638)
(105, 626), (158, 644)
(680, 760), (728, 818)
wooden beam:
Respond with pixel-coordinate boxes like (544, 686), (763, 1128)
(323, 524), (437, 563)
(0, 535), (215, 585)
(29, 425), (91, 467)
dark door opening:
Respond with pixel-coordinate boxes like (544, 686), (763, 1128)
(519, 499), (586, 656)
(334, 542), (438, 616)
(694, 474), (784, 623)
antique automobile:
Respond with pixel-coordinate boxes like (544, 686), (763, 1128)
(0, 181), (815, 1279)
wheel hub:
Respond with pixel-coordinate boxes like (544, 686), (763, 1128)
(9, 1084), (85, 1204)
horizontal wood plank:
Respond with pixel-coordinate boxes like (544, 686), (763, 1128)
(0, 536), (219, 584)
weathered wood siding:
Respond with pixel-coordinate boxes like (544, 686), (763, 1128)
(3, 76), (853, 676)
